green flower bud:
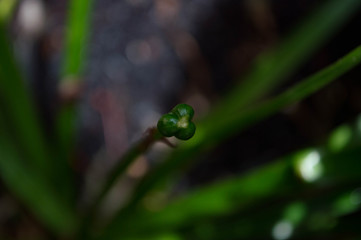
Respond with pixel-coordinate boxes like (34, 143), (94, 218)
(175, 121), (196, 140)
(157, 113), (179, 137)
(157, 104), (196, 140)
(171, 103), (194, 119)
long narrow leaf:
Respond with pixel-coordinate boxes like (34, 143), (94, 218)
(0, 25), (52, 179)
(63, 0), (93, 78)
(55, 0), (94, 201)
(0, 114), (78, 235)
(210, 0), (361, 118)
(57, 0), (93, 161)
(0, 19), (77, 236)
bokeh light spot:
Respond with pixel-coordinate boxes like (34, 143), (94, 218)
(333, 189), (361, 216)
(125, 39), (152, 65)
(297, 150), (323, 182)
(18, 0), (45, 36)
(328, 125), (352, 152)
(283, 202), (307, 225)
(272, 220), (293, 240)
(350, 188), (361, 205)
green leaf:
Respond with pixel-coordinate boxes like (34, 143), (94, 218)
(63, 0), (93, 79)
(327, 124), (353, 152)
(0, 24), (52, 180)
(54, 0), (94, 201)
(0, 19), (78, 236)
(57, 0), (93, 162)
(210, 0), (361, 118)
(0, 115), (78, 236)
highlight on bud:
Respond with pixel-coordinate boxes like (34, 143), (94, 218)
(157, 104), (196, 140)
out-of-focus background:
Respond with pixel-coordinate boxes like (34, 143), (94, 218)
(1, 0), (361, 239)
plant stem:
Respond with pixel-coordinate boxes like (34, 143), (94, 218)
(95, 127), (162, 209)
(80, 127), (164, 238)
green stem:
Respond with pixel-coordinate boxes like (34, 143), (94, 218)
(80, 127), (163, 238)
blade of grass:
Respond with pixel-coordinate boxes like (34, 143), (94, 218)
(56, 0), (93, 169)
(0, 22), (77, 203)
(63, 0), (93, 79)
(0, 25), (52, 179)
(0, 14), (78, 222)
(0, 142), (79, 235)
(210, 0), (361, 119)
(99, 44), (361, 238)
(0, 114), (78, 236)
(54, 0), (94, 203)
(0, 21), (79, 230)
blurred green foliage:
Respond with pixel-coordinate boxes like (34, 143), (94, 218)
(0, 0), (16, 23)
(0, 0), (360, 239)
